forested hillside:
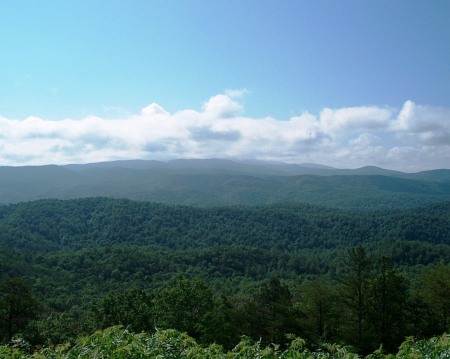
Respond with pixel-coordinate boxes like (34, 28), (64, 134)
(1, 159), (450, 209)
(0, 197), (449, 355)
(1, 198), (449, 270)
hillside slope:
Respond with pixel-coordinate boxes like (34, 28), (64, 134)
(1, 159), (450, 209)
(1, 198), (449, 308)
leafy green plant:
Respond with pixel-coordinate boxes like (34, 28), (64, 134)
(0, 327), (448, 358)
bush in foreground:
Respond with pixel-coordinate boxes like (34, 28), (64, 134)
(0, 326), (448, 358)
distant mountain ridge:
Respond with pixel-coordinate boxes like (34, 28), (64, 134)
(62, 159), (449, 179)
(1, 159), (450, 209)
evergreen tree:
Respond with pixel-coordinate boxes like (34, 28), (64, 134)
(241, 277), (298, 346)
(298, 278), (337, 342)
(418, 262), (450, 334)
(0, 277), (39, 342)
(368, 257), (409, 352)
(90, 289), (154, 333)
(200, 295), (241, 349)
(338, 246), (372, 353)
(153, 275), (214, 340)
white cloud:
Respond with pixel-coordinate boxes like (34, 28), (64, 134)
(201, 94), (243, 119)
(0, 93), (449, 171)
(319, 106), (392, 133)
(392, 100), (450, 146)
(349, 133), (381, 147)
(141, 103), (169, 116)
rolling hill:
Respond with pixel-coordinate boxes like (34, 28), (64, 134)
(1, 159), (450, 209)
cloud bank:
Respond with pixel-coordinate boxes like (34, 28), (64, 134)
(1, 92), (449, 171)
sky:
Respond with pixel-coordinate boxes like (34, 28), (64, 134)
(1, 1), (449, 171)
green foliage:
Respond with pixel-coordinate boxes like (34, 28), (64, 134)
(200, 294), (241, 349)
(367, 258), (408, 352)
(0, 327), (448, 358)
(297, 278), (338, 342)
(154, 275), (214, 340)
(396, 334), (450, 359)
(240, 277), (299, 346)
(1, 198), (449, 309)
(25, 311), (79, 346)
(89, 289), (154, 334)
(0, 277), (40, 342)
(338, 247), (373, 352)
(0, 198), (449, 353)
(416, 262), (450, 333)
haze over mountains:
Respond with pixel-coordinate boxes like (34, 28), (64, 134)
(1, 159), (450, 209)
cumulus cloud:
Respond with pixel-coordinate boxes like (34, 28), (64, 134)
(141, 103), (169, 116)
(0, 92), (449, 171)
(319, 106), (391, 133)
(392, 100), (450, 146)
(201, 93), (243, 119)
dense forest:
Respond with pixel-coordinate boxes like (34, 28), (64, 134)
(0, 196), (449, 356)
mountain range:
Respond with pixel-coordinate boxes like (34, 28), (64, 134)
(1, 159), (450, 209)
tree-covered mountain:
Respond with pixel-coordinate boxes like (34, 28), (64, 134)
(1, 159), (450, 209)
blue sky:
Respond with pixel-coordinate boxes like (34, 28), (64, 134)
(1, 1), (450, 170)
